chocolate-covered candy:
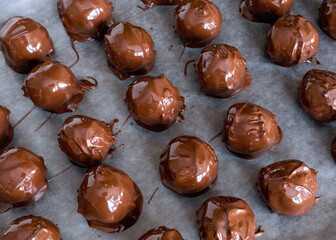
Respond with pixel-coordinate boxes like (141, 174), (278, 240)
(77, 165), (143, 233)
(58, 115), (116, 167)
(125, 74), (185, 132)
(196, 44), (251, 98)
(0, 106), (13, 150)
(0, 215), (61, 240)
(160, 136), (218, 197)
(22, 61), (97, 114)
(174, 0), (222, 48)
(142, 0), (181, 8)
(0, 16), (54, 74)
(0, 147), (48, 213)
(222, 102), (282, 159)
(139, 226), (184, 240)
(57, 0), (114, 42)
(258, 160), (319, 216)
(319, 0), (336, 40)
(104, 22), (156, 80)
(298, 69), (336, 122)
(239, 0), (293, 23)
(265, 15), (319, 67)
(196, 196), (259, 240)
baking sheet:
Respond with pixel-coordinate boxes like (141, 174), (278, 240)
(0, 0), (336, 239)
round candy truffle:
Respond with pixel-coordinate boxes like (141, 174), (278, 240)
(319, 0), (336, 40)
(222, 102), (282, 159)
(0, 215), (61, 240)
(57, 0), (114, 42)
(258, 160), (319, 216)
(58, 115), (117, 167)
(174, 0), (222, 48)
(22, 61), (97, 114)
(0, 106), (13, 150)
(0, 147), (48, 213)
(142, 0), (181, 8)
(125, 74), (185, 132)
(265, 15), (319, 67)
(298, 69), (336, 122)
(104, 22), (156, 80)
(196, 196), (261, 240)
(77, 165), (143, 233)
(239, 0), (293, 23)
(0, 16), (54, 74)
(196, 44), (251, 98)
(160, 136), (218, 197)
(139, 226), (184, 240)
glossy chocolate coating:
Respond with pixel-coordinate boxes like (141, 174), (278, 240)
(58, 115), (116, 167)
(142, 0), (181, 7)
(77, 165), (143, 233)
(22, 61), (97, 114)
(331, 137), (336, 162)
(298, 69), (336, 122)
(104, 22), (156, 80)
(196, 196), (258, 240)
(319, 0), (336, 40)
(0, 215), (61, 240)
(265, 15), (319, 67)
(258, 160), (319, 216)
(0, 147), (48, 213)
(139, 226), (184, 240)
(196, 44), (251, 98)
(57, 0), (114, 42)
(239, 0), (293, 23)
(0, 16), (54, 74)
(222, 102), (282, 159)
(125, 74), (185, 132)
(0, 106), (13, 150)
(174, 0), (222, 48)
(160, 136), (218, 197)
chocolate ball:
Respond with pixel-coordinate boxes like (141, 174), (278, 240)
(139, 226), (184, 240)
(239, 0), (293, 23)
(174, 0), (222, 48)
(265, 15), (319, 67)
(104, 22), (156, 80)
(196, 196), (258, 240)
(0, 106), (13, 150)
(258, 160), (319, 216)
(1, 215), (61, 240)
(160, 136), (218, 197)
(196, 44), (251, 98)
(298, 69), (336, 122)
(57, 0), (114, 42)
(142, 0), (181, 8)
(319, 0), (336, 40)
(125, 74), (185, 132)
(22, 61), (97, 114)
(331, 137), (336, 162)
(0, 147), (48, 213)
(77, 165), (143, 233)
(58, 115), (116, 167)
(222, 102), (282, 159)
(0, 16), (54, 74)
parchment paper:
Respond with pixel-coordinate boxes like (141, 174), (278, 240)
(0, 0), (335, 239)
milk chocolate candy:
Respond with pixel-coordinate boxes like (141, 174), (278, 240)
(196, 44), (251, 98)
(0, 106), (13, 150)
(0, 147), (48, 213)
(0, 215), (61, 240)
(57, 0), (114, 42)
(0, 16), (54, 74)
(258, 160), (319, 216)
(125, 74), (185, 132)
(139, 226), (184, 240)
(77, 165), (143, 233)
(265, 15), (319, 67)
(222, 102), (282, 159)
(174, 0), (222, 48)
(22, 61), (97, 114)
(319, 0), (336, 40)
(104, 22), (156, 80)
(160, 136), (218, 197)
